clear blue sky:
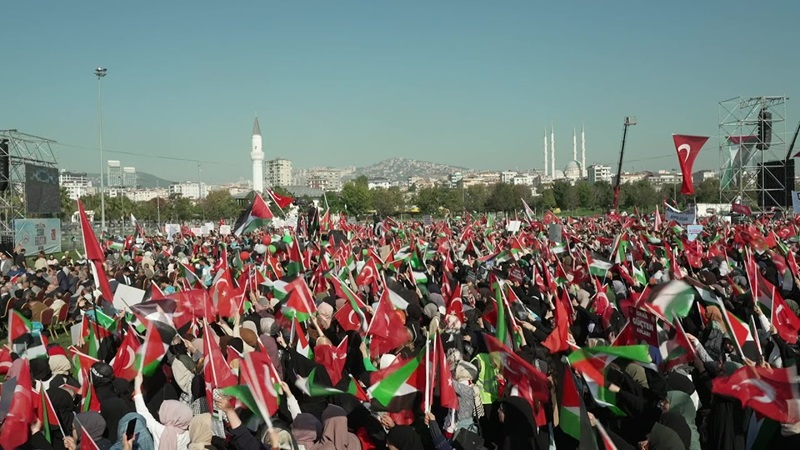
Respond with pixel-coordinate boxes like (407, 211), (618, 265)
(1, 1), (798, 183)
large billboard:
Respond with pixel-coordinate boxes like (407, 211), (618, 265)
(25, 164), (60, 214)
(14, 219), (62, 255)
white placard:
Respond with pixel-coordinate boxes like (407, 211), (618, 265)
(687, 225), (703, 242)
(113, 284), (146, 311)
(219, 225), (231, 235)
(205, 222), (215, 231)
(506, 220), (521, 233)
(191, 227), (202, 236)
(71, 323), (83, 346)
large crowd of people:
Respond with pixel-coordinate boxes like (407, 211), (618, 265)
(0, 202), (799, 450)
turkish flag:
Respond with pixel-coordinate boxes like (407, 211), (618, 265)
(712, 365), (800, 424)
(673, 134), (709, 195)
(334, 302), (362, 332)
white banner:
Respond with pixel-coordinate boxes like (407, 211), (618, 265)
(665, 207), (696, 225)
(792, 191), (800, 215)
(219, 224), (231, 235)
(14, 219), (62, 255)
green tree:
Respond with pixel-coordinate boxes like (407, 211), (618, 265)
(551, 181), (579, 210)
(535, 188), (557, 210)
(372, 186), (405, 215)
(621, 180), (659, 210)
(439, 186), (464, 215)
(201, 189), (239, 221)
(575, 181), (594, 209)
(60, 187), (74, 220)
(593, 181), (614, 210)
(695, 178), (721, 203)
(414, 186), (442, 214)
(486, 183), (518, 212)
(340, 176), (373, 215)
(464, 184), (490, 212)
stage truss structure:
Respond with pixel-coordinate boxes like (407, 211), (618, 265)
(0, 130), (59, 235)
(718, 96), (788, 211)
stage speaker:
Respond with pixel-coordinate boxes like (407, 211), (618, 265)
(757, 108), (772, 150)
(758, 159), (794, 208)
(0, 139), (9, 193)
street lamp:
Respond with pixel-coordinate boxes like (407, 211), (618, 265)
(94, 67), (107, 232)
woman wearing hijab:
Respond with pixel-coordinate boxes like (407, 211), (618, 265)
(291, 413), (329, 450)
(49, 354), (80, 388)
(134, 373), (192, 450)
(495, 397), (540, 450)
(110, 413), (155, 450)
(74, 411), (114, 450)
(188, 413), (214, 450)
(321, 405), (362, 450)
(386, 426), (423, 450)
(666, 391), (700, 450)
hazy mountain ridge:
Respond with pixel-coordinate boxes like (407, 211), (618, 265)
(354, 157), (470, 182)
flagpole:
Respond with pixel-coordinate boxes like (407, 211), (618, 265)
(424, 335), (431, 414)
(43, 384), (66, 438)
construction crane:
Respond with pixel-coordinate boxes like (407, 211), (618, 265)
(612, 116), (637, 212)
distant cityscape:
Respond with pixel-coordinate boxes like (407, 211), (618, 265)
(58, 116), (724, 204)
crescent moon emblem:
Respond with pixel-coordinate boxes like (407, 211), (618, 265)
(737, 379), (776, 404)
(677, 144), (691, 163)
(348, 309), (359, 327)
(122, 346), (136, 370)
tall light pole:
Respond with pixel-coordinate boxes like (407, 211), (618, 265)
(94, 67), (107, 232)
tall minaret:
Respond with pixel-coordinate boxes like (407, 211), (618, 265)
(550, 125), (556, 177)
(572, 127), (577, 161)
(581, 123), (587, 178)
(543, 129), (549, 177)
(251, 114), (264, 193)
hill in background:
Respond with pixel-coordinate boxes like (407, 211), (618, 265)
(354, 157), (470, 182)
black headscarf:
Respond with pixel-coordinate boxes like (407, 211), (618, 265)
(47, 386), (75, 433)
(659, 411), (691, 450)
(647, 422), (686, 450)
(499, 397), (538, 450)
(386, 425), (423, 450)
(30, 358), (52, 382)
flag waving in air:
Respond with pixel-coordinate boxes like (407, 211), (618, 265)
(233, 193), (274, 236)
(672, 134), (709, 195)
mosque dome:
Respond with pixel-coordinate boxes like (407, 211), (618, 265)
(564, 160), (582, 179)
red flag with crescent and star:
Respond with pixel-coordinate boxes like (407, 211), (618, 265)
(672, 134), (709, 195)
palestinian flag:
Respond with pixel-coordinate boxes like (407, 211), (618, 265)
(69, 347), (100, 383)
(270, 279), (290, 301)
(587, 254), (613, 277)
(295, 368), (369, 402)
(567, 345), (651, 416)
(367, 352), (423, 407)
(9, 309), (32, 343)
(292, 318), (313, 360)
(643, 280), (695, 323)
(659, 319), (696, 370)
(283, 277), (317, 322)
(558, 362), (597, 449)
(137, 319), (173, 376)
(38, 384), (62, 444)
(633, 264), (647, 287)
(94, 308), (119, 333)
(233, 193), (274, 236)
